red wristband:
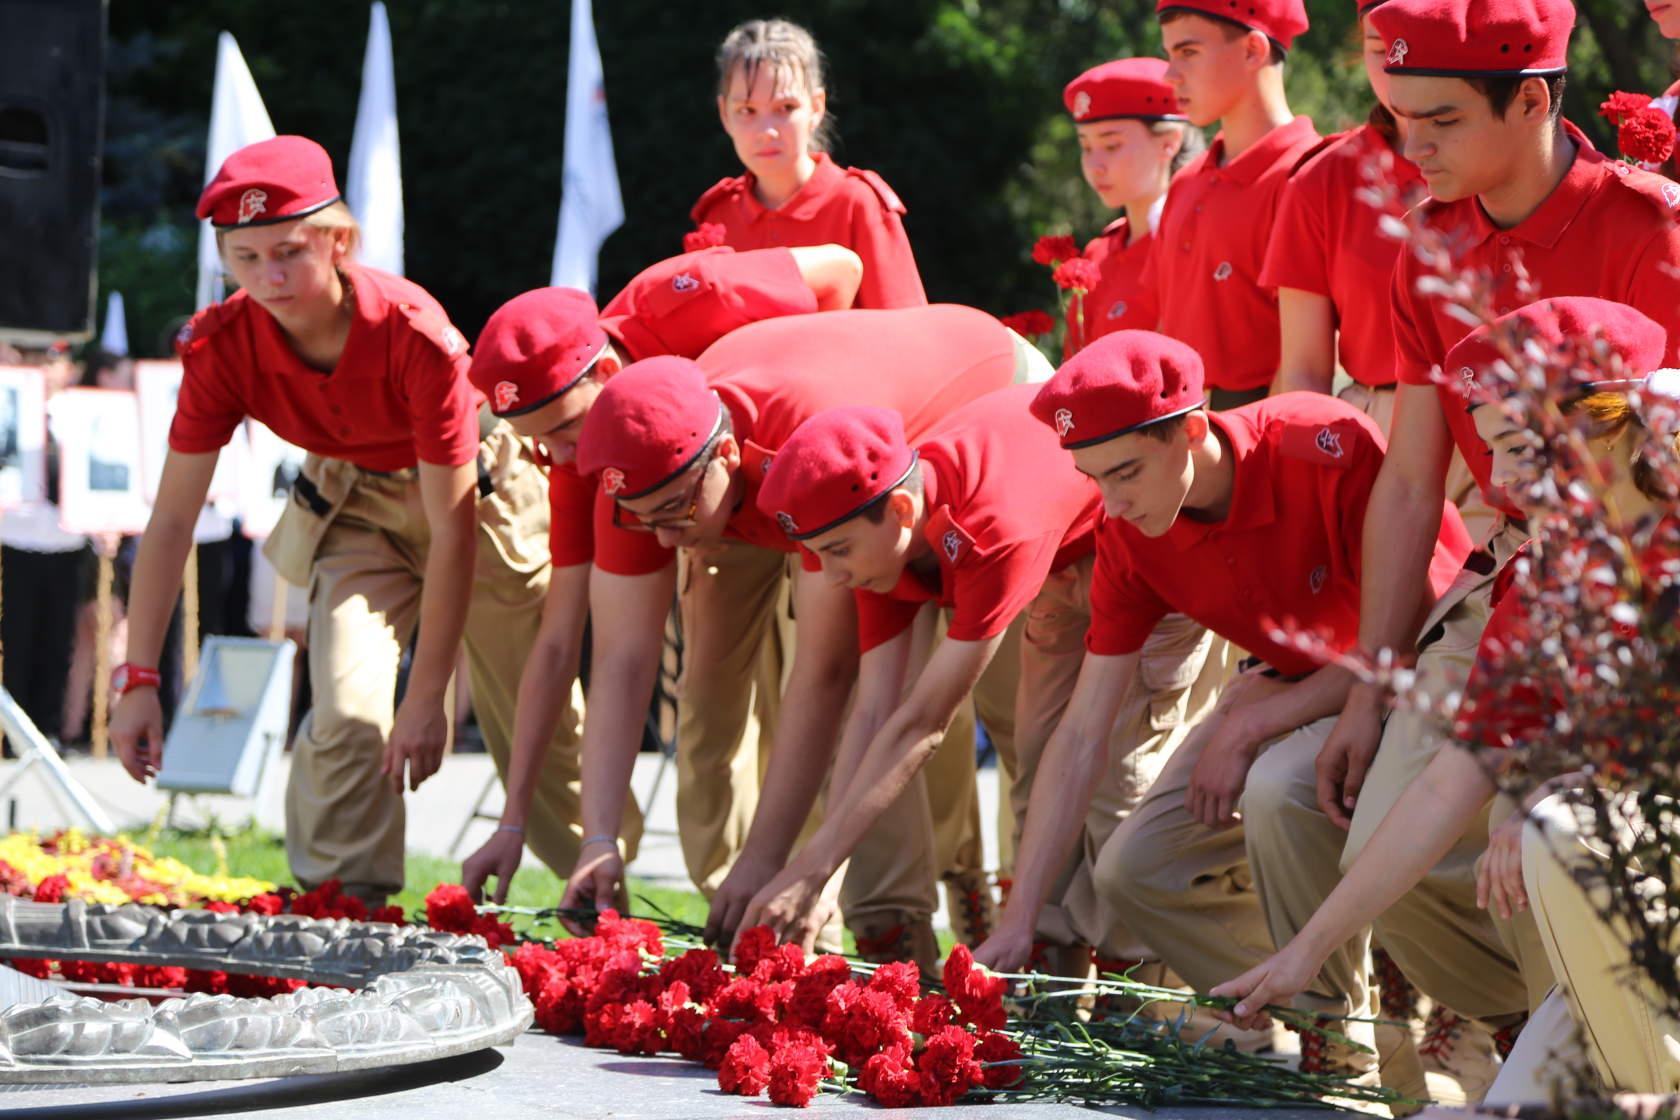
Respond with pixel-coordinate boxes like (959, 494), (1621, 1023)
(112, 663), (162, 696)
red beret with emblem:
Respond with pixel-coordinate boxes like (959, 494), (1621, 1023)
(755, 407), (918, 541)
(1157, 0), (1310, 51)
(1357, 0), (1387, 15)
(1444, 297), (1666, 402)
(575, 355), (723, 499)
(1370, 0), (1573, 77)
(1064, 59), (1185, 124)
(470, 288), (608, 417)
(196, 136), (342, 229)
(1030, 330), (1207, 448)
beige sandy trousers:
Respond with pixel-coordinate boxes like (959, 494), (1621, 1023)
(269, 425), (641, 901)
(1485, 792), (1680, 1103)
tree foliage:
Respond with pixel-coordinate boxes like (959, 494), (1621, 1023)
(99, 0), (1675, 355)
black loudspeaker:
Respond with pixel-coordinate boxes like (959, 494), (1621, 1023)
(0, 0), (105, 341)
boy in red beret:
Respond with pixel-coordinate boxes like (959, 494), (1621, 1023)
(734, 385), (1225, 977)
(457, 244), (858, 902)
(975, 333), (1471, 1076)
(558, 307), (1045, 965)
(1309, 0), (1680, 1088)
(1147, 0), (1322, 408)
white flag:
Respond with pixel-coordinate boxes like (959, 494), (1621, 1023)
(347, 2), (404, 276)
(196, 33), (275, 310)
(550, 0), (624, 295)
(100, 291), (129, 356)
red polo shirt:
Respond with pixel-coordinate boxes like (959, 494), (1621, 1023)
(852, 384), (1102, 652)
(691, 152), (927, 310)
(1065, 217), (1161, 359)
(170, 263), (478, 471)
(1393, 126), (1680, 518)
(591, 305), (1020, 576)
(598, 246), (817, 362)
(1144, 116), (1322, 392)
(1261, 124), (1422, 388)
(1087, 393), (1471, 674)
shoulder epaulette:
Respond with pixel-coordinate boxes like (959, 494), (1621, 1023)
(691, 176), (746, 223)
(844, 167), (907, 214)
(173, 297), (247, 357)
(395, 300), (469, 360)
(1288, 131), (1347, 179)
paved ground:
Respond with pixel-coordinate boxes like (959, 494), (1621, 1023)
(1, 1027), (1342, 1119)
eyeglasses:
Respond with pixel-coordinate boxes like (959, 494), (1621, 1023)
(612, 443), (718, 534)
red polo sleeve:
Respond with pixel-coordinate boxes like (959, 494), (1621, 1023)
(855, 593), (925, 653)
(1260, 176), (1331, 298)
(170, 341), (247, 455)
(844, 174), (928, 309)
(1086, 526), (1171, 656)
(946, 535), (1063, 644)
(393, 318), (480, 467)
(590, 486), (678, 576)
(1390, 257), (1435, 387)
(548, 464), (597, 568)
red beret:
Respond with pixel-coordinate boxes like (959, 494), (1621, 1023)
(1370, 0), (1572, 77)
(1444, 298), (1667, 402)
(756, 407), (918, 540)
(196, 136), (341, 229)
(471, 288), (608, 416)
(1030, 331), (1207, 448)
(575, 356), (723, 499)
(1156, 0), (1310, 51)
(1064, 58), (1185, 124)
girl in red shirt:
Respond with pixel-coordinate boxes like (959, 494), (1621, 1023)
(1211, 298), (1680, 1102)
(1060, 57), (1202, 357)
(689, 18), (926, 309)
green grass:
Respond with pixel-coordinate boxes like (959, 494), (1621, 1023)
(135, 823), (709, 942)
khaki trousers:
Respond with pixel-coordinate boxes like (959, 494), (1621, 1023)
(1098, 686), (1367, 1014)
(1338, 523), (1533, 1024)
(1506, 793), (1680, 1097)
(1002, 557), (1228, 958)
(277, 426), (635, 901)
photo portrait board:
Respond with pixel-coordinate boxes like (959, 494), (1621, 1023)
(240, 420), (306, 539)
(0, 366), (47, 509)
(135, 359), (242, 504)
(54, 388), (151, 535)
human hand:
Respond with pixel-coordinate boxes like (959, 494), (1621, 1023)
(1208, 945), (1319, 1031)
(704, 851), (781, 949)
(1185, 711), (1259, 831)
(1315, 691), (1384, 829)
(973, 914), (1036, 974)
(110, 687), (164, 782)
(558, 841), (626, 937)
(1476, 810), (1529, 920)
(382, 690), (448, 792)
(462, 827), (526, 905)
(735, 862), (834, 958)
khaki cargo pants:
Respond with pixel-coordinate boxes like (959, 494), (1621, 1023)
(269, 425), (641, 902)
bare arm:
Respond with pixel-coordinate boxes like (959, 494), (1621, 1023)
(1269, 288), (1337, 397)
(975, 651), (1137, 971)
(461, 561), (590, 902)
(787, 245), (864, 310)
(382, 459), (478, 792)
(109, 449), (218, 781)
(738, 631), (1002, 948)
(1213, 743), (1496, 1025)
(556, 561), (676, 931)
(704, 570), (860, 945)
(1317, 381), (1456, 827)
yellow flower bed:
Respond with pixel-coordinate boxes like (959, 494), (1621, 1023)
(0, 829), (274, 907)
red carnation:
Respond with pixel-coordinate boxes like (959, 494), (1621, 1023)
(703, 1016), (754, 1069)
(184, 969), (229, 995)
(916, 1025), (984, 1106)
(1600, 91), (1654, 124)
(865, 960), (920, 1012)
(751, 941), (807, 983)
(614, 999), (662, 1055)
(1000, 310), (1056, 339)
(1053, 258), (1102, 293)
(31, 874), (69, 903)
(975, 1030), (1026, 1089)
(665, 1003), (708, 1062)
(718, 1033), (772, 1095)
(370, 904), (406, 925)
(943, 944), (1008, 1031)
(535, 973), (583, 1034)
(659, 946), (727, 1003)
(244, 893), (284, 916)
(733, 924), (777, 974)
(683, 221), (728, 253)
(910, 993), (955, 1036)
(786, 954), (851, 1029)
(822, 985), (911, 1067)
(1620, 108), (1676, 165)
(767, 1041), (828, 1107)
(10, 957), (52, 979)
(204, 900), (240, 914)
(470, 912), (517, 951)
(135, 965), (189, 990)
(596, 908), (663, 957)
(1032, 234), (1080, 267)
(858, 1042), (921, 1108)
(423, 883), (478, 933)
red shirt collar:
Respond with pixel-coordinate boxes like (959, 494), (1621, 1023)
(1461, 121), (1602, 252)
(1202, 116), (1317, 185)
(1159, 408), (1277, 548)
(735, 152), (844, 222)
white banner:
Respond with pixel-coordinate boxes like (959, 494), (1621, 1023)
(347, 1), (404, 276)
(550, 0), (624, 295)
(195, 33), (276, 311)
